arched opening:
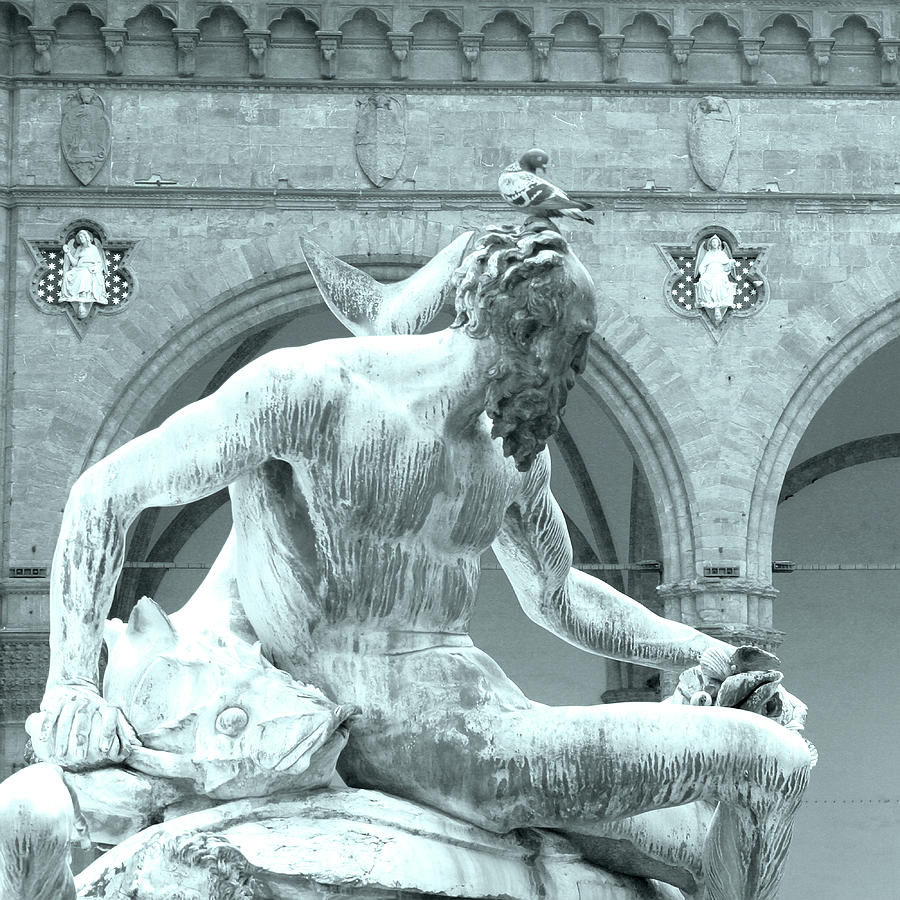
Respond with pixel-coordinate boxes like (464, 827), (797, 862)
(772, 334), (900, 899)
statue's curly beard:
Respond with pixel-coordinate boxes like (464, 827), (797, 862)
(485, 356), (578, 472)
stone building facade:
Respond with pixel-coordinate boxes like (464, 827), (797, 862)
(0, 5), (899, 889)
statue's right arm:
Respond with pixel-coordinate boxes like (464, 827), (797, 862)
(39, 349), (320, 768)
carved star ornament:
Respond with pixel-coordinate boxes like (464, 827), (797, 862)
(26, 219), (137, 339)
(656, 226), (770, 340)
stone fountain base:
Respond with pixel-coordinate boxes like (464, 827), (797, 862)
(76, 787), (684, 900)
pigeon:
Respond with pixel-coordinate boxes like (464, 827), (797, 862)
(498, 149), (594, 224)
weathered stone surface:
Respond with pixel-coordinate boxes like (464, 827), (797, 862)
(75, 789), (684, 900)
(355, 94), (407, 188)
(60, 88), (110, 186)
(687, 96), (736, 191)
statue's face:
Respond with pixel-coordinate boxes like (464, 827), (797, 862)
(709, 235), (721, 250)
(77, 231), (90, 245)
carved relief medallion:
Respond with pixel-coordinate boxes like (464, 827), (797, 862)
(26, 220), (137, 338)
(355, 94), (407, 187)
(687, 96), (736, 191)
(657, 227), (770, 340)
(60, 88), (111, 185)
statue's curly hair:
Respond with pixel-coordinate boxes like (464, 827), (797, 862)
(451, 225), (573, 345)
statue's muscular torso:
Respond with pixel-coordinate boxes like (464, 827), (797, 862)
(222, 339), (530, 674)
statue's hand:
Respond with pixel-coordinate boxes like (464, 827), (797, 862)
(27, 684), (140, 771)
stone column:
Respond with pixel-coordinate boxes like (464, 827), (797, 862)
(388, 32), (413, 80)
(598, 34), (624, 83)
(807, 38), (834, 85)
(657, 576), (783, 692)
(27, 26), (55, 75)
(739, 37), (764, 85)
(529, 33), (553, 82)
(244, 30), (270, 79)
(172, 28), (200, 77)
(459, 32), (484, 81)
(878, 39), (899, 86)
(315, 30), (341, 80)
(100, 26), (126, 76)
(667, 35), (693, 84)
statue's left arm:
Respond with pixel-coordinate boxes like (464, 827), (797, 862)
(493, 450), (733, 672)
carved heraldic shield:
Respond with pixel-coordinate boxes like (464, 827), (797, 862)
(355, 94), (407, 187)
(61, 88), (111, 185)
(687, 96), (736, 191)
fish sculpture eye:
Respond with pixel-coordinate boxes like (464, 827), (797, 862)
(215, 706), (249, 736)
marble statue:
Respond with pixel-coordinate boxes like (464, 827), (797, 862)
(60, 228), (108, 319)
(694, 234), (737, 317)
(16, 224), (814, 900)
(0, 763), (90, 900)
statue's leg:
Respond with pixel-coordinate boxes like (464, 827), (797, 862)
(348, 701), (811, 900)
(496, 703), (810, 900)
(564, 801), (714, 895)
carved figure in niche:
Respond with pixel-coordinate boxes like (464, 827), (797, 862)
(694, 233), (737, 312)
(32, 226), (812, 900)
(59, 229), (108, 319)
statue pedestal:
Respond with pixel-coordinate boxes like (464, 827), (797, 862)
(75, 788), (683, 900)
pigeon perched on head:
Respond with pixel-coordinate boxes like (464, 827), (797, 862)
(498, 149), (594, 224)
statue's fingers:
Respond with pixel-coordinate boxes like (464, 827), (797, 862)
(67, 705), (92, 762)
(114, 712), (140, 758)
(82, 708), (109, 763)
(40, 703), (63, 748)
(97, 704), (120, 757)
(54, 701), (83, 761)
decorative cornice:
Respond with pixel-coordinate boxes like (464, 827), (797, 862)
(1, 75), (899, 100)
(4, 187), (900, 213)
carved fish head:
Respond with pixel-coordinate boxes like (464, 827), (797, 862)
(104, 598), (355, 799)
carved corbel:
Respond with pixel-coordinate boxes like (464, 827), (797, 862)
(739, 37), (764, 85)
(667, 35), (693, 84)
(315, 30), (341, 80)
(388, 31), (413, 80)
(807, 38), (834, 85)
(244, 30), (270, 78)
(458, 32), (483, 82)
(28, 26), (55, 75)
(878, 38), (900, 86)
(597, 34), (624, 83)
(528, 33), (553, 83)
(100, 27), (127, 76)
(172, 28), (199, 77)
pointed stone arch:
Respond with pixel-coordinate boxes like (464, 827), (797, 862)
(747, 294), (900, 581)
(476, 7), (533, 35)
(338, 5), (391, 32)
(196, 4), (248, 33)
(409, 7), (462, 32)
(621, 11), (672, 37)
(830, 13), (882, 40)
(267, 5), (320, 31)
(125, 2), (177, 28)
(549, 9), (603, 34)
(578, 341), (696, 585)
(759, 12), (811, 37)
(54, 1), (106, 26)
